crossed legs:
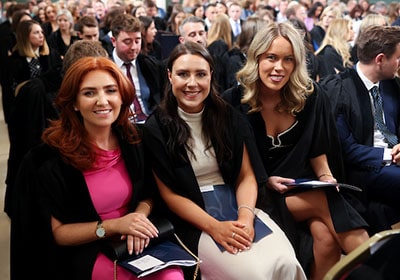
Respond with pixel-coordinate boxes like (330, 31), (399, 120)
(285, 189), (369, 280)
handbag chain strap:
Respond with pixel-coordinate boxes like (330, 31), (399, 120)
(173, 233), (201, 280)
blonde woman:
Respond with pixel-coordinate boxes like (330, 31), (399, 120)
(4, 20), (63, 217)
(207, 13), (233, 91)
(315, 18), (354, 78)
(310, 5), (341, 51)
(207, 13), (232, 49)
(223, 22), (369, 280)
(48, 9), (78, 57)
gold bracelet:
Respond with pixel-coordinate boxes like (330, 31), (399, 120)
(318, 174), (333, 179)
(237, 205), (255, 216)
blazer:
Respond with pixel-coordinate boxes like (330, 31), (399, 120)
(136, 53), (163, 112)
(320, 68), (400, 172)
(10, 130), (152, 280)
(112, 53), (163, 114)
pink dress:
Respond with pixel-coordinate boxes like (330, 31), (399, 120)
(83, 146), (183, 280)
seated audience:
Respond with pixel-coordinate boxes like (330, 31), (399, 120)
(143, 42), (307, 280)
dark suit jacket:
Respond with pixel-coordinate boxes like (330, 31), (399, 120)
(136, 53), (163, 112)
(112, 53), (163, 114)
(320, 68), (400, 172)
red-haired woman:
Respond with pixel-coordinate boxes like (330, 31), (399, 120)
(10, 57), (184, 280)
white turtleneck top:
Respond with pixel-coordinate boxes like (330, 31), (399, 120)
(178, 107), (225, 187)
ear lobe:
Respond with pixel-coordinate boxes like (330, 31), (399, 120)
(375, 53), (385, 65)
(167, 69), (172, 82)
(111, 36), (116, 46)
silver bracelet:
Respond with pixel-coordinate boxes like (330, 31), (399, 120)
(237, 205), (255, 216)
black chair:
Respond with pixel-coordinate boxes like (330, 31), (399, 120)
(156, 31), (179, 60)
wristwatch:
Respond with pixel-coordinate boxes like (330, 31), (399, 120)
(95, 220), (106, 239)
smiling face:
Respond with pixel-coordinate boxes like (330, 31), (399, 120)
(168, 54), (211, 113)
(258, 36), (295, 95)
(74, 70), (122, 133)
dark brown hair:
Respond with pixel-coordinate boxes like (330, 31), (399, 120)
(160, 42), (231, 164)
(356, 25), (400, 63)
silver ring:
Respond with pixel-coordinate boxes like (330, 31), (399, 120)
(232, 232), (236, 238)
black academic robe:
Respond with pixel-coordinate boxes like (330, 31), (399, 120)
(142, 105), (268, 256)
(222, 84), (367, 274)
(4, 49), (62, 216)
(317, 45), (347, 78)
(10, 130), (152, 280)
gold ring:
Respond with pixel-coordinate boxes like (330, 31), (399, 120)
(232, 232), (236, 238)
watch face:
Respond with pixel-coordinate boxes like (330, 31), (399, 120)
(96, 227), (106, 238)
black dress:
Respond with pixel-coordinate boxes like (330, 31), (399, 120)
(47, 29), (78, 57)
(223, 84), (368, 275)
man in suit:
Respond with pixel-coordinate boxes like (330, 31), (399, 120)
(110, 13), (162, 124)
(320, 25), (400, 229)
(228, 1), (243, 42)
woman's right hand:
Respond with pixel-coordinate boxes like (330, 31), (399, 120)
(267, 176), (295, 194)
(209, 220), (252, 254)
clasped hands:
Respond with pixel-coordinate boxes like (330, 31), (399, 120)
(118, 212), (159, 255)
(211, 220), (254, 255)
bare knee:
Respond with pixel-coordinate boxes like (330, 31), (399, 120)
(310, 219), (341, 256)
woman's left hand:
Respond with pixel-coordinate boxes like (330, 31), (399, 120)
(318, 174), (337, 183)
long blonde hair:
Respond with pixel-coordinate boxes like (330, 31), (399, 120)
(315, 18), (353, 68)
(237, 21), (312, 115)
(207, 13), (232, 49)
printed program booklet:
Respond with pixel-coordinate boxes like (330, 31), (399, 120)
(284, 179), (362, 192)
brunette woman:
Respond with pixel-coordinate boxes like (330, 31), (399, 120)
(139, 15), (162, 61)
(143, 42), (306, 280)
